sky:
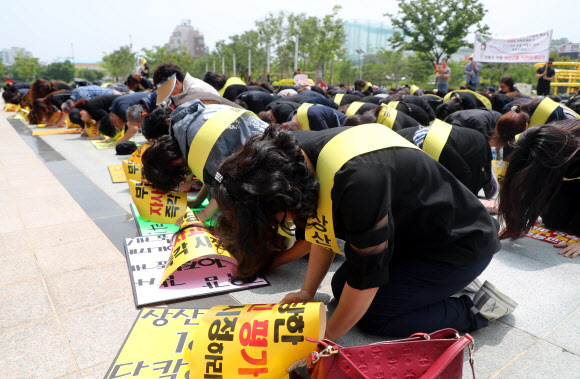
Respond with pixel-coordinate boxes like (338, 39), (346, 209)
(1, 0), (578, 64)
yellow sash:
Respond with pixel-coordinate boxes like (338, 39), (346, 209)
(218, 77), (246, 96)
(443, 90), (492, 109)
(563, 176), (580, 181)
(376, 104), (398, 129)
(297, 103), (314, 130)
(423, 119), (453, 162)
(345, 101), (365, 116)
(305, 124), (420, 254)
(529, 98), (560, 126)
(187, 107), (256, 183)
(333, 93), (344, 106)
(410, 85), (419, 95)
(363, 82), (373, 91)
(387, 101), (400, 110)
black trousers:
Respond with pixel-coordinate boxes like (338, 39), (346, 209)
(331, 255), (492, 337)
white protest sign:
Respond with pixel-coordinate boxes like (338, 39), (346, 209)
(473, 30), (552, 63)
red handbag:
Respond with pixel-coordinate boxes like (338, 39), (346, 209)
(306, 328), (475, 379)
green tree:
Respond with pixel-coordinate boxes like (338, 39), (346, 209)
(0, 58), (7, 83)
(387, 0), (489, 66)
(101, 45), (137, 82)
(11, 52), (41, 82)
(75, 67), (105, 83)
(142, 45), (196, 80)
(39, 60), (75, 82)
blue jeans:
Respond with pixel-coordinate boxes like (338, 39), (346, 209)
(437, 83), (448, 93)
(331, 256), (492, 337)
(468, 82), (478, 91)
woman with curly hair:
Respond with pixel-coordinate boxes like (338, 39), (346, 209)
(498, 119), (580, 258)
(210, 124), (515, 338)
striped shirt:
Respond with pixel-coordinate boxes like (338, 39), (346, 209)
(412, 126), (432, 149)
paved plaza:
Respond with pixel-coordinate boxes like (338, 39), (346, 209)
(0, 108), (579, 378)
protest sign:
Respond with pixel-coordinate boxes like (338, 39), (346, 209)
(473, 30), (552, 63)
(190, 302), (325, 379)
(108, 165), (127, 183)
(32, 128), (81, 136)
(526, 222), (579, 244)
(124, 233), (267, 306)
(85, 120), (100, 137)
(122, 160), (143, 182)
(105, 307), (207, 379)
(129, 141), (151, 164)
(128, 180), (188, 224)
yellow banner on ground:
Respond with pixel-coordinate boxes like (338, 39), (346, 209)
(4, 104), (18, 112)
(128, 180), (188, 223)
(85, 120), (100, 138)
(32, 128), (81, 136)
(122, 160), (143, 182)
(190, 302), (325, 379)
(104, 307), (206, 379)
(108, 165), (127, 183)
(160, 209), (234, 285)
(129, 141), (151, 165)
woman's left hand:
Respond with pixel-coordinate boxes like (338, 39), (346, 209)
(554, 241), (580, 258)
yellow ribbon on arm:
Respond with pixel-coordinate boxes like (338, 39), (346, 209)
(305, 124), (421, 254)
(386, 101), (400, 110)
(410, 85), (419, 95)
(529, 98), (560, 126)
(187, 107), (257, 183)
(345, 101), (365, 116)
(333, 93), (344, 106)
(443, 90), (492, 109)
(297, 103), (314, 130)
(363, 82), (373, 91)
(218, 77), (246, 96)
(422, 119), (453, 162)
(376, 104), (398, 129)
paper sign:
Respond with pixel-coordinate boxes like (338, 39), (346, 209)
(434, 63), (446, 73)
(105, 307), (207, 379)
(190, 302), (325, 379)
(129, 141), (151, 165)
(124, 235), (268, 306)
(130, 203), (181, 237)
(122, 160), (143, 182)
(128, 180), (188, 223)
(108, 165), (127, 183)
(474, 30), (552, 63)
(85, 121), (100, 137)
(160, 210), (231, 285)
(526, 222), (579, 244)
(32, 128), (82, 136)
(91, 140), (116, 149)
(492, 160), (508, 183)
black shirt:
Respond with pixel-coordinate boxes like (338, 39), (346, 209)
(110, 92), (149, 122)
(402, 95), (436, 123)
(293, 127), (500, 290)
(83, 94), (120, 121)
(536, 66), (556, 96)
(398, 126), (492, 195)
(223, 84), (248, 102)
(236, 91), (277, 113)
(444, 108), (501, 140)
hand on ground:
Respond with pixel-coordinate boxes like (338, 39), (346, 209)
(553, 241), (580, 258)
(281, 289), (314, 304)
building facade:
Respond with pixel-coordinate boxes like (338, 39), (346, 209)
(343, 21), (397, 61)
(168, 20), (206, 57)
(0, 47), (32, 65)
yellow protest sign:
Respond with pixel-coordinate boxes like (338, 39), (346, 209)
(108, 165), (127, 183)
(113, 127), (125, 142)
(128, 180), (188, 223)
(4, 104), (18, 112)
(160, 209), (233, 286)
(122, 160), (143, 182)
(105, 307), (206, 379)
(129, 141), (151, 165)
(190, 302), (325, 379)
(85, 120), (100, 137)
(492, 160), (508, 183)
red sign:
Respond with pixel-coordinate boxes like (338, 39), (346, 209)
(316, 80), (328, 92)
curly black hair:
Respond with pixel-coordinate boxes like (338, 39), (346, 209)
(98, 115), (118, 137)
(142, 107), (171, 140)
(141, 135), (190, 192)
(202, 71), (227, 91)
(153, 63), (185, 86)
(210, 126), (319, 280)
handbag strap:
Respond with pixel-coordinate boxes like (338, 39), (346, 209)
(419, 333), (475, 379)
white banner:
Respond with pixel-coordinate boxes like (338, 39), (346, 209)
(473, 30), (552, 63)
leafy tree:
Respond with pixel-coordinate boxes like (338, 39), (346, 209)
(38, 60), (75, 82)
(101, 45), (137, 82)
(387, 0), (489, 66)
(11, 52), (40, 82)
(75, 67), (105, 83)
(0, 58), (7, 82)
(142, 45), (197, 79)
